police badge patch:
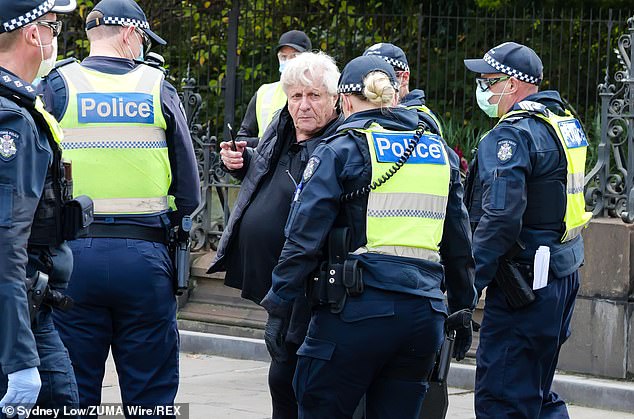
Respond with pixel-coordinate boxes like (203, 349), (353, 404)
(496, 140), (516, 163)
(302, 156), (321, 183)
(0, 130), (19, 162)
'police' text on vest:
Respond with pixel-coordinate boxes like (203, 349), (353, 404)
(78, 93), (154, 124)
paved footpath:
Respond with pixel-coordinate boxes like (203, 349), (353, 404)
(101, 353), (634, 419)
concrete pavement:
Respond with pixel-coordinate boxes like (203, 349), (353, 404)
(102, 352), (634, 419)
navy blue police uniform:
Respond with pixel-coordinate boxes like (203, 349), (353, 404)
(0, 0), (80, 412)
(261, 56), (476, 419)
(464, 43), (586, 418)
(36, 0), (200, 411)
(0, 67), (80, 417)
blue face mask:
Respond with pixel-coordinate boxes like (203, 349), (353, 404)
(279, 61), (287, 74)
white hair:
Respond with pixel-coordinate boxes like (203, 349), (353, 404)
(281, 51), (340, 96)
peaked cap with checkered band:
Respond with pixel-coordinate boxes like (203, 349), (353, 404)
(362, 43), (410, 73)
(85, 0), (166, 45)
(464, 41), (543, 85)
(0, 0), (76, 33)
(338, 55), (399, 95)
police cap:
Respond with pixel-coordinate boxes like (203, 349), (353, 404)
(0, 0), (76, 33)
(338, 55), (399, 94)
(464, 41), (543, 85)
(363, 43), (410, 73)
(85, 0), (166, 46)
(276, 30), (311, 53)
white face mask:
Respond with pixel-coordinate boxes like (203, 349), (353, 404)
(35, 27), (57, 79)
(476, 78), (510, 118)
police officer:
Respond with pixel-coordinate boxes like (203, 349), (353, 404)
(237, 30), (312, 146)
(261, 55), (477, 418)
(0, 0), (80, 416)
(36, 0), (201, 412)
(363, 42), (444, 136)
(464, 42), (591, 418)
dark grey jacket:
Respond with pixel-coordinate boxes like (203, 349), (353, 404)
(209, 106), (344, 273)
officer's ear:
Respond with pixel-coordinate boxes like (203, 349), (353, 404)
(121, 25), (135, 46)
(22, 24), (41, 49)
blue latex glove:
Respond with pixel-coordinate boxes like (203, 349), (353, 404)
(0, 367), (41, 418)
(264, 314), (288, 362)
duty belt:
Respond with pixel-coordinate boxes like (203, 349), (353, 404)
(78, 224), (168, 244)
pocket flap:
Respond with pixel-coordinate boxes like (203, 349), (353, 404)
(550, 239), (584, 278)
(297, 336), (336, 361)
(340, 299), (394, 323)
(429, 298), (449, 317)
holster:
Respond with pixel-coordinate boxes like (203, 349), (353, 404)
(495, 242), (536, 309)
(305, 228), (364, 314)
(62, 195), (94, 240)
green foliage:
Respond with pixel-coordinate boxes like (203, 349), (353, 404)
(59, 0), (631, 158)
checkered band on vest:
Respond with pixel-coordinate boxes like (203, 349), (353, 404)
(382, 57), (409, 72)
(2, 0), (55, 32)
(103, 16), (150, 29)
(483, 53), (541, 85)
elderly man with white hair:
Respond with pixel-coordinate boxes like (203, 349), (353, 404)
(209, 51), (343, 419)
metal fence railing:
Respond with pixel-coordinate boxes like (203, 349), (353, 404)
(55, 2), (634, 246)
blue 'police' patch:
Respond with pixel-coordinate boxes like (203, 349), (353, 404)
(0, 129), (19, 162)
(558, 119), (588, 149)
(496, 139), (516, 163)
(77, 93), (154, 124)
(371, 132), (446, 165)
(302, 156), (320, 183)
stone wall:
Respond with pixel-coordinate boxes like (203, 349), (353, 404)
(557, 218), (634, 379)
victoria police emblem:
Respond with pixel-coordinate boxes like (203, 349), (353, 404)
(302, 156), (321, 183)
(496, 140), (516, 163)
(0, 130), (19, 162)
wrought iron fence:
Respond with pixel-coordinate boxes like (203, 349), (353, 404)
(55, 2), (634, 246)
(585, 17), (634, 222)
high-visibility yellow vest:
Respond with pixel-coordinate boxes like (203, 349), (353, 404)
(495, 101), (592, 242)
(56, 62), (171, 216)
(405, 104), (444, 137)
(35, 97), (63, 144)
(255, 81), (286, 137)
(354, 123), (451, 261)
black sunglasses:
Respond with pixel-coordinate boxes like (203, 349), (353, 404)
(135, 28), (152, 55)
(476, 76), (510, 92)
(29, 20), (63, 38)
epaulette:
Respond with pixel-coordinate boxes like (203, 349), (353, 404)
(0, 68), (36, 108)
(54, 57), (79, 70)
(515, 100), (549, 116)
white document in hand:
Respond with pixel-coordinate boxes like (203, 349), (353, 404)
(533, 246), (550, 290)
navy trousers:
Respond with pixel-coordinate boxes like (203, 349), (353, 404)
(268, 342), (300, 419)
(52, 238), (178, 416)
(293, 288), (446, 419)
(475, 271), (580, 419)
(0, 307), (79, 418)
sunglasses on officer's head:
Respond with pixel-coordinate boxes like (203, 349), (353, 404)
(27, 20), (63, 38)
(476, 76), (510, 92)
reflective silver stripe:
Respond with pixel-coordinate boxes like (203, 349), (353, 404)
(353, 246), (441, 263)
(567, 172), (585, 195)
(93, 196), (169, 214)
(562, 223), (587, 242)
(61, 126), (166, 149)
(367, 192), (447, 220)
